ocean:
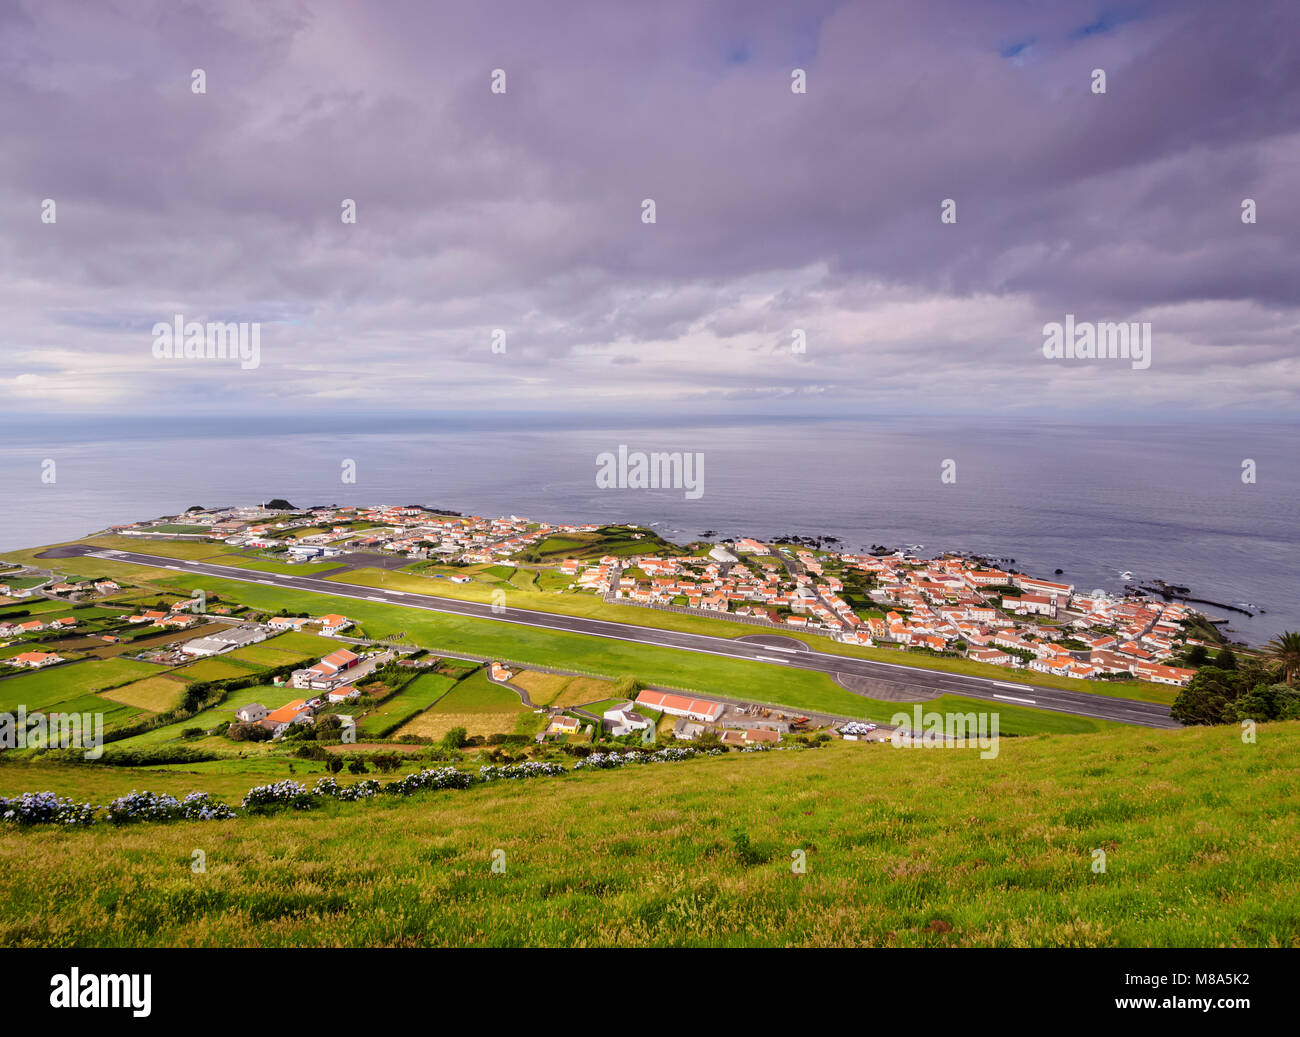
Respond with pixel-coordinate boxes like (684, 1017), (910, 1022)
(1, 415), (1296, 646)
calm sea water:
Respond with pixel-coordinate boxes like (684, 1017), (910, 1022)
(1, 416), (1296, 645)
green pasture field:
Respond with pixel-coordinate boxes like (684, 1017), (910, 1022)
(0, 721), (1294, 947)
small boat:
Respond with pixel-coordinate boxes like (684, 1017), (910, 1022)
(1119, 571), (1133, 580)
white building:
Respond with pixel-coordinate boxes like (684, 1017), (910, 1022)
(603, 704), (653, 737)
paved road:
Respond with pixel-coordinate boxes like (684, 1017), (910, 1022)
(52, 545), (1179, 729)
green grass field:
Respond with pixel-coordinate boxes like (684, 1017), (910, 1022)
(510, 670), (619, 708)
(112, 684), (301, 749)
(222, 642), (317, 668)
(0, 721), (1295, 947)
(395, 670), (531, 740)
(0, 575), (51, 590)
(0, 597), (83, 618)
(356, 671), (459, 738)
(98, 675), (189, 713)
(77, 535), (237, 560)
(0, 657), (163, 711)
(171, 657), (260, 681)
(214, 556), (344, 576)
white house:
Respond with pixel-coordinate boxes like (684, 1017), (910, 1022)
(603, 704), (653, 737)
(317, 614), (351, 636)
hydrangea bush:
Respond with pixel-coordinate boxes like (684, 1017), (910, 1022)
(242, 779), (315, 811)
(312, 777), (381, 801)
(383, 767), (474, 796)
(479, 761), (566, 781)
(0, 791), (97, 826)
(573, 746), (721, 770)
(108, 790), (183, 823)
(106, 790), (237, 823)
(3, 729), (730, 827)
(179, 791), (238, 820)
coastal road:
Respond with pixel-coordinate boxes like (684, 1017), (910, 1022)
(50, 545), (1180, 729)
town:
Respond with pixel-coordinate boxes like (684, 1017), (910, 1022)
(4, 500), (1218, 696)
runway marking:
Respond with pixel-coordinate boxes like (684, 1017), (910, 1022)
(993, 693), (1037, 705)
(754, 655), (789, 663)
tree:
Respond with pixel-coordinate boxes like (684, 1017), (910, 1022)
(183, 681), (215, 712)
(347, 759), (368, 775)
(325, 756), (344, 774)
(1185, 644), (1209, 667)
(1170, 667), (1240, 726)
(1214, 647), (1237, 671)
(1264, 631), (1300, 685)
(1233, 682), (1300, 723)
(441, 726), (468, 750)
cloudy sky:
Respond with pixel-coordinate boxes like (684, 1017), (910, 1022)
(2, 0), (1298, 420)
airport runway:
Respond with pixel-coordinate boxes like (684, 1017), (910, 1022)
(57, 545), (1180, 728)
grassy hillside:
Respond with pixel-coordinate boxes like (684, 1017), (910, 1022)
(1, 721), (1296, 947)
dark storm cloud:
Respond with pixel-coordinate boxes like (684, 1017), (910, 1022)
(1, 0), (1297, 416)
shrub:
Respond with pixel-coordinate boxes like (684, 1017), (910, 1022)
(731, 830), (771, 867)
(479, 761), (565, 781)
(108, 790), (182, 823)
(442, 726), (468, 750)
(572, 746), (719, 770)
(311, 777), (381, 801)
(179, 792), (238, 820)
(68, 745), (219, 767)
(107, 790), (237, 823)
(242, 780), (315, 811)
(0, 791), (97, 826)
(383, 767), (473, 797)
